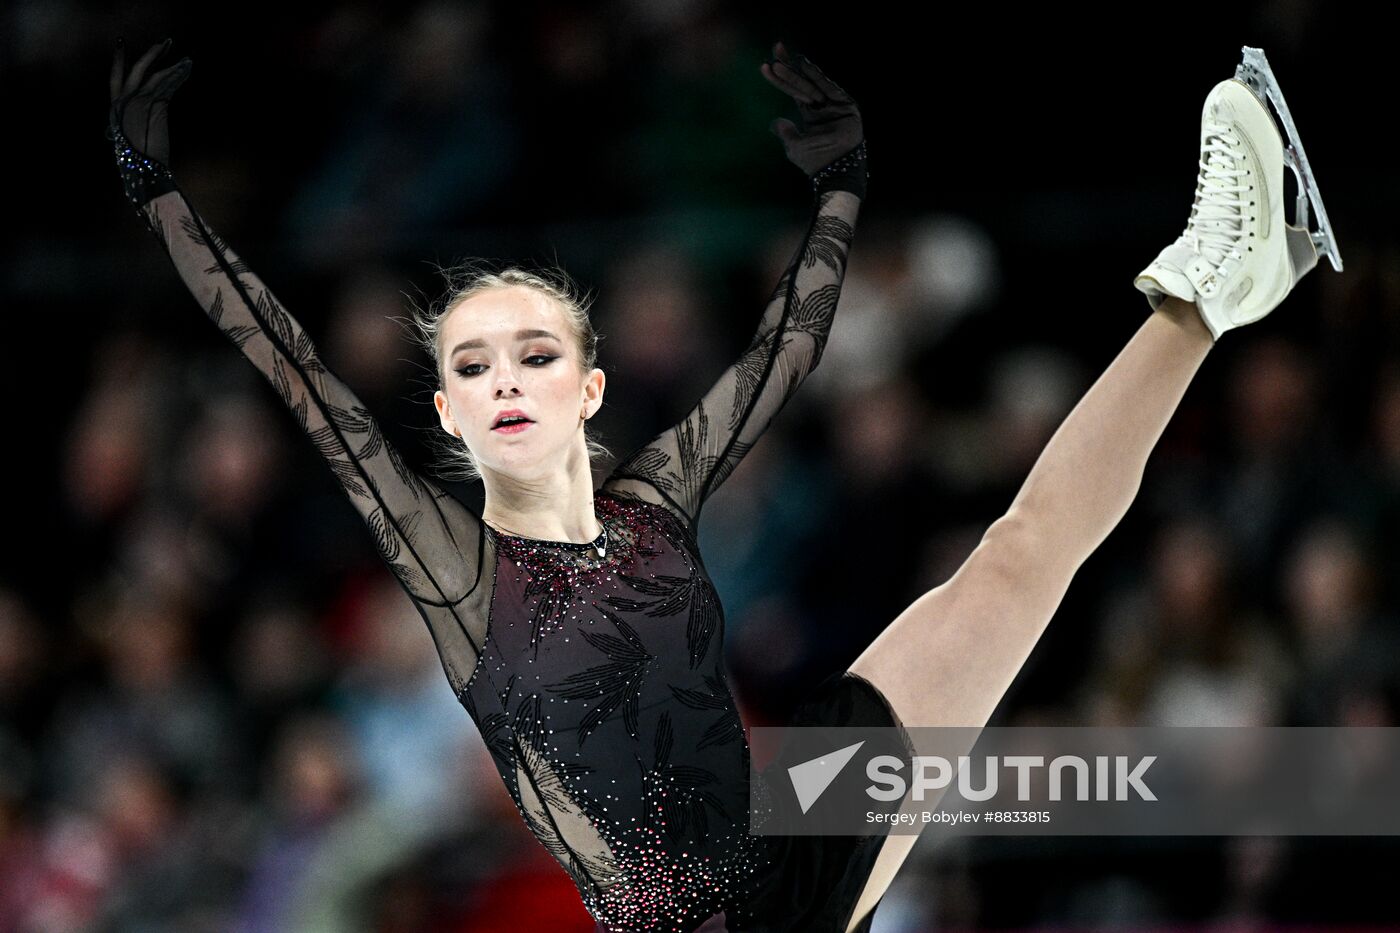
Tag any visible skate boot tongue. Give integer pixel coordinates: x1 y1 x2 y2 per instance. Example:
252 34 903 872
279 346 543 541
1190 118 1248 267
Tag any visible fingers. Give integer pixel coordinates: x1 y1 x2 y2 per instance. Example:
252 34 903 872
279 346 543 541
760 41 854 106
769 117 800 142
771 40 800 70
165 61 193 96
791 56 854 104
759 61 794 98
761 58 823 104
762 39 818 101
123 38 172 97
146 57 192 97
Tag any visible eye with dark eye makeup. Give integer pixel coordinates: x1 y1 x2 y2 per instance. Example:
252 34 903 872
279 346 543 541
454 354 557 378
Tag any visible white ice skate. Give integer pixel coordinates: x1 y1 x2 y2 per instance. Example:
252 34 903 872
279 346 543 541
1134 46 1343 341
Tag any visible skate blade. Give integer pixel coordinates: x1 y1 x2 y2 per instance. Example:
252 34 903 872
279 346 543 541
1234 46 1343 273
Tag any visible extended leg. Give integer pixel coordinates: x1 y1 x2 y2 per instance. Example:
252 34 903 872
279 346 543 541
841 296 1212 931
836 49 1340 928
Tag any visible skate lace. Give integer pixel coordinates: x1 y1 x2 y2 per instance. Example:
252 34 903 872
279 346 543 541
1187 121 1250 268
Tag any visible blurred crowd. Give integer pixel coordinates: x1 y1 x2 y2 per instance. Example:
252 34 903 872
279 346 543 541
3 0 1397 930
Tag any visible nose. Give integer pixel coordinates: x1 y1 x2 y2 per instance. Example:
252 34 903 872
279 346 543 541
493 375 523 399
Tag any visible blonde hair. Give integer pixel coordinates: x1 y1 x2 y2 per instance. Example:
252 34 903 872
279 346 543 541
405 259 610 482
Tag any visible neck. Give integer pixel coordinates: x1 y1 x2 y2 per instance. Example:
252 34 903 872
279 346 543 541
481 454 601 543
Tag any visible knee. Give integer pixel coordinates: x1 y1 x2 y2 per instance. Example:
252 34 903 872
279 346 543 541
979 509 1072 582
982 510 1037 559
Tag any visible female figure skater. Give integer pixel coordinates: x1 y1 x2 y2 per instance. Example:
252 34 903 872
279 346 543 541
109 36 1329 933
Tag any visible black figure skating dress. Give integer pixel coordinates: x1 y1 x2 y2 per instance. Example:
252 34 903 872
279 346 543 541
113 120 907 932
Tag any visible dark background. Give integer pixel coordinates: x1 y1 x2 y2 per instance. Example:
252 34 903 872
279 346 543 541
2 0 1397 929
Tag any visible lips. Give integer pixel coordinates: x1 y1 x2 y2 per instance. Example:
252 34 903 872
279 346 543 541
492 409 534 432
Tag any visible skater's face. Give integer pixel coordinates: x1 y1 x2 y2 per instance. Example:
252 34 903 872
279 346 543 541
433 285 604 481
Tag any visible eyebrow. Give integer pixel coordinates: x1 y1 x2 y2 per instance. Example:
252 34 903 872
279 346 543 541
449 329 563 355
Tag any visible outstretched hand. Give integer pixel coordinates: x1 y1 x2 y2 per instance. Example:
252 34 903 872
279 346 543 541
760 41 863 177
108 38 192 166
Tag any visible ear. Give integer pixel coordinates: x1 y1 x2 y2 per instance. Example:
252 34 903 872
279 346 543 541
433 389 460 437
582 367 606 419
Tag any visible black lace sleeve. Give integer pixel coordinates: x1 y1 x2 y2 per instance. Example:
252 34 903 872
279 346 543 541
114 142 491 695
601 184 859 528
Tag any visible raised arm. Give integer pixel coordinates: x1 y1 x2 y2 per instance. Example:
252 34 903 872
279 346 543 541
107 42 488 684
602 42 866 528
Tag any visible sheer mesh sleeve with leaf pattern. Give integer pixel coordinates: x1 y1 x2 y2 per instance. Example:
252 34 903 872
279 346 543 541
122 178 492 697
601 186 860 530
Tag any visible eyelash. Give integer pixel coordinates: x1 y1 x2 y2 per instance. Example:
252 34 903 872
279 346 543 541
454 354 557 377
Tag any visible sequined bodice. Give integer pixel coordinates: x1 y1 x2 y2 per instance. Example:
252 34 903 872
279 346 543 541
112 122 862 932
463 492 771 929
